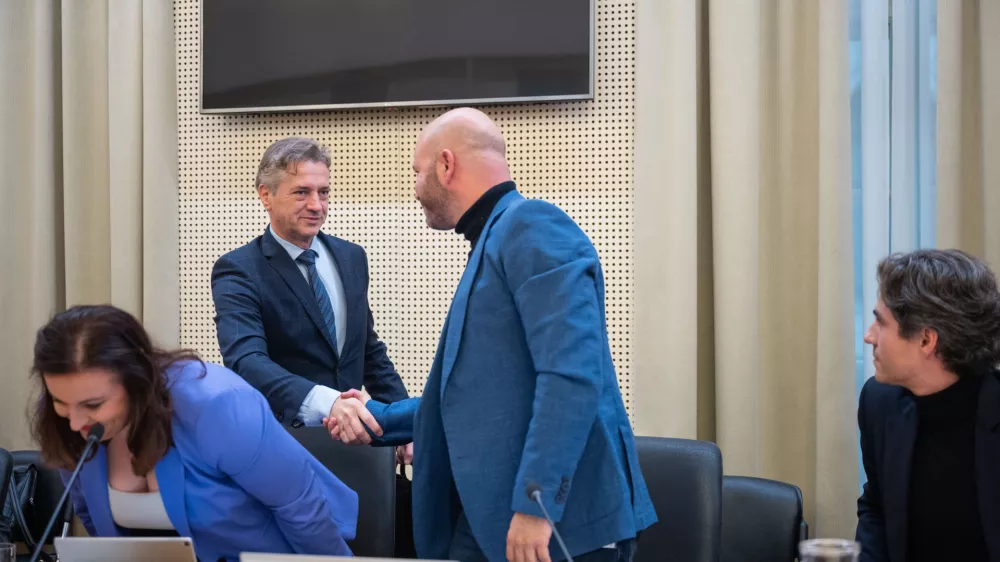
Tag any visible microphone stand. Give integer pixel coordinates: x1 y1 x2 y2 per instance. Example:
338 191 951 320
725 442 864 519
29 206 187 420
526 484 575 562
28 423 105 562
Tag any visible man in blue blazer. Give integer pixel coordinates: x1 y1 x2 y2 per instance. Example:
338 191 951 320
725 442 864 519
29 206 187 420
211 137 409 451
331 108 656 562
856 249 1000 562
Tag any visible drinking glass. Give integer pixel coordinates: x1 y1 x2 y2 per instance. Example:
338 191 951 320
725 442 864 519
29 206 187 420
798 538 861 562
0 542 15 562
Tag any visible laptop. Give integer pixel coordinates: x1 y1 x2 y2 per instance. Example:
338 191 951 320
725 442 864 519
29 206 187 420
240 552 456 562
54 537 197 562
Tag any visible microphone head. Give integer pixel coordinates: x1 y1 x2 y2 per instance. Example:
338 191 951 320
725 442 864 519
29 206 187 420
525 483 542 500
86 423 105 442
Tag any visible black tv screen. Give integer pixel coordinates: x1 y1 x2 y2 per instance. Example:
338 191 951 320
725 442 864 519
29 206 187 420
201 0 594 113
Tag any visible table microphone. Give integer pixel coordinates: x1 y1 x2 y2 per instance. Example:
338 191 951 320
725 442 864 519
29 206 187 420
29 423 105 562
526 484 575 562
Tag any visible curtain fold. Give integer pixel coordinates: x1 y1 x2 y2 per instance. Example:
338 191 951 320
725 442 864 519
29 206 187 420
636 0 858 538
62 0 113 306
937 0 1000 266
0 0 177 449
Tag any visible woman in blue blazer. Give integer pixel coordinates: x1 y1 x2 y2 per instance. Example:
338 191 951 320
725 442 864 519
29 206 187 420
29 305 358 562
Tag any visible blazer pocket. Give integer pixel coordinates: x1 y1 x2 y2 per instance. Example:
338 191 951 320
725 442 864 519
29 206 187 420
561 430 625 527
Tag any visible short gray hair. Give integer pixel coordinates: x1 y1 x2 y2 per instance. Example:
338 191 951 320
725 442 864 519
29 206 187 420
256 137 332 192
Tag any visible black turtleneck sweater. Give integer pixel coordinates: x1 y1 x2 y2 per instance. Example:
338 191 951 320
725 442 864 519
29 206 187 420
454 181 516 256
907 372 988 562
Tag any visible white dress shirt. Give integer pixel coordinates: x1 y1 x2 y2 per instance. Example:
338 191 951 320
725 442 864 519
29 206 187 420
270 226 347 426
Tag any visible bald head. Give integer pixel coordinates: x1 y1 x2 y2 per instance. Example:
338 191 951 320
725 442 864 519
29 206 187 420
411 107 513 230
418 107 507 159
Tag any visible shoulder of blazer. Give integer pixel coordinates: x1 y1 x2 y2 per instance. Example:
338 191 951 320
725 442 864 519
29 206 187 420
214 235 266 267
487 196 569 239
860 376 909 428
166 362 257 424
488 197 593 260
978 369 1000 431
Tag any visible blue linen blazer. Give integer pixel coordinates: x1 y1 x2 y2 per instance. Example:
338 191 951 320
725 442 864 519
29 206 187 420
365 191 657 561
62 361 359 562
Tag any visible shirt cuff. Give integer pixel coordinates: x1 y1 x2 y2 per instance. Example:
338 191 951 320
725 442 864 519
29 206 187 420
297 385 342 427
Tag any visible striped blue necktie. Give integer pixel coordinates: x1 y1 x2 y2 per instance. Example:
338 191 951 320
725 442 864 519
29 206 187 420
296 249 338 356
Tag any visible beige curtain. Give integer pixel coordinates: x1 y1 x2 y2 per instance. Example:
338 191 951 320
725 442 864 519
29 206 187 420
937 0 1000 265
0 0 177 450
635 0 858 539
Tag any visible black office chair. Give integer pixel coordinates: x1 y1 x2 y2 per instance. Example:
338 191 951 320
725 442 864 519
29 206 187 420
0 448 14 542
721 475 807 562
8 450 73 562
634 436 723 562
287 426 397 557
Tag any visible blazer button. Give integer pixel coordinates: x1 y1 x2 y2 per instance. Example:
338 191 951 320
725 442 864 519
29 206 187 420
275 410 284 422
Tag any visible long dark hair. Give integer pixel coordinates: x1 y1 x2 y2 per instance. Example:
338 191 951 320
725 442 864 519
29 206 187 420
31 305 202 473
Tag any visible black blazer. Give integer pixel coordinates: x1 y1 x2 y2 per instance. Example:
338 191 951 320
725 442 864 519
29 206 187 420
211 228 408 423
856 371 1000 561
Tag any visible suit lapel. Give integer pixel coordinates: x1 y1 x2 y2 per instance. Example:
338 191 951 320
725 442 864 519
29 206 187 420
976 371 1000 560
78 446 119 537
261 227 339 359
439 192 522 397
884 394 917 562
75 445 193 539
321 233 356 361
154 447 193 538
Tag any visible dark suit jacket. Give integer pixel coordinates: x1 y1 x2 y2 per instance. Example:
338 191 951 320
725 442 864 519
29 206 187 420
211 228 408 423
856 371 1000 562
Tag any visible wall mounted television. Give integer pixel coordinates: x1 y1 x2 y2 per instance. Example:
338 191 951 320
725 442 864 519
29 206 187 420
201 0 595 114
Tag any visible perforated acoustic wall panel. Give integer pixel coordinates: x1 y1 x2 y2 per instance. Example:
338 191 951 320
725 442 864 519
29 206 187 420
175 0 635 411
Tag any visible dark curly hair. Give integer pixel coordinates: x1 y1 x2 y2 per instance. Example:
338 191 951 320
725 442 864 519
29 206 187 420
31 305 203 473
877 249 1000 375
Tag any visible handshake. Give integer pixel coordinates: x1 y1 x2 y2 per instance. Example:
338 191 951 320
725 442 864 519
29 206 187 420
322 389 413 465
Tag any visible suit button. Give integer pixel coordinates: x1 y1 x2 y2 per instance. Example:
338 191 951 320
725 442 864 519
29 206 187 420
275 411 284 422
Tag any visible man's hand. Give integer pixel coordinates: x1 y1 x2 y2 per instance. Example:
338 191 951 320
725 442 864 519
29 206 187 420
396 442 414 466
321 389 381 445
506 512 552 562
355 387 372 404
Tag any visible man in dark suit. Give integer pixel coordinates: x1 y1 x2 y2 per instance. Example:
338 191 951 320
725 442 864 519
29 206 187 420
330 108 656 562
856 249 1000 562
211 137 410 456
